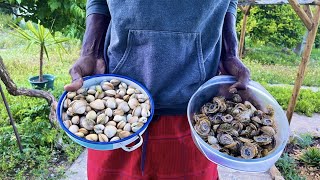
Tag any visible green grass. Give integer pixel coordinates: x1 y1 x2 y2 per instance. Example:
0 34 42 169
0 16 83 179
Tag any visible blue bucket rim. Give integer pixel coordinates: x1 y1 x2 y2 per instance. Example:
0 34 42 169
56 74 155 145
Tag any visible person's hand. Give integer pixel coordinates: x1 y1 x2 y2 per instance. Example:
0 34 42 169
219 56 250 93
64 55 106 92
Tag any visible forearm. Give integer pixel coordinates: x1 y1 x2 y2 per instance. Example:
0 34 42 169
81 14 110 58
221 12 238 59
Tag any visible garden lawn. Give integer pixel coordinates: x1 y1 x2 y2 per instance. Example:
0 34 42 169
0 26 84 179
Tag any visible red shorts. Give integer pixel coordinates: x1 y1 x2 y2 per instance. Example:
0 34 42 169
87 115 218 180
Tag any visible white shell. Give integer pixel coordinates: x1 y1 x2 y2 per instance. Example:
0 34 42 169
119 82 127 89
118 102 130 113
67 92 76 99
98 134 109 142
97 114 108 124
128 116 139 124
117 120 126 129
70 100 87 114
106 98 117 109
113 115 126 122
119 131 131 139
123 123 131 132
86 134 98 141
138 117 148 123
104 125 117 138
90 99 105 110
86 95 95 102
63 120 72 128
141 108 150 117
106 121 117 126
110 136 120 142
69 125 79 134
71 116 80 124
110 79 121 86
94 124 105 134
128 98 139 109
86 110 97 120
105 108 113 117
82 119 95 130
132 105 142 117
105 90 116 97
131 122 144 132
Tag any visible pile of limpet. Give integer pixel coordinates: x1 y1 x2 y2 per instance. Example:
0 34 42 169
193 94 276 159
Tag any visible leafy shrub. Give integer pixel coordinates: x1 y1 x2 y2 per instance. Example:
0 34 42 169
295 133 314 149
299 147 320 167
276 153 306 180
237 5 305 48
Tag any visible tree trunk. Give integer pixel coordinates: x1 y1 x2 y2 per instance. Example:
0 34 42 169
0 56 57 127
39 43 44 82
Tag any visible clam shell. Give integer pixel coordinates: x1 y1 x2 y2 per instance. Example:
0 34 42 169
119 82 127 89
69 125 79 134
113 115 126 122
82 118 95 130
141 108 150 118
132 105 142 117
105 90 116 97
90 99 105 110
101 82 114 91
70 100 87 114
123 123 131 132
208 136 218 145
110 79 121 86
86 110 97 120
86 95 95 103
117 120 126 129
119 131 131 139
79 128 89 135
128 98 139 109
97 113 108 124
113 109 124 116
123 95 130 101
105 108 113 117
75 132 84 137
98 134 109 142
138 117 148 123
62 112 70 121
137 94 147 103
63 120 72 128
110 136 120 142
74 94 85 100
94 124 105 134
67 92 76 99
140 103 150 111
118 102 130 112
86 134 98 141
106 121 117 126
106 98 117 109
85 106 92 112
116 88 126 97
131 122 144 132
63 98 71 109
71 116 80 125
104 125 117 138
128 116 138 124
126 88 135 95
77 88 87 95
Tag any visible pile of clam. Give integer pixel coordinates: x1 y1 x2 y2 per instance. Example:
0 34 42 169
193 94 277 159
62 79 151 142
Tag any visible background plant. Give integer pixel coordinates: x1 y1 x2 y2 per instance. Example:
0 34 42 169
276 153 306 180
9 21 69 82
299 147 320 167
295 133 314 149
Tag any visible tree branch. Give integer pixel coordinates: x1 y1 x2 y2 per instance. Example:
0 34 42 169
0 56 57 127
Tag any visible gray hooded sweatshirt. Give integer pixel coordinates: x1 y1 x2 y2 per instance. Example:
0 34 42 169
86 0 238 115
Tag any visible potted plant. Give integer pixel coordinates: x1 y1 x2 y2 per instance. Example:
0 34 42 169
9 21 69 90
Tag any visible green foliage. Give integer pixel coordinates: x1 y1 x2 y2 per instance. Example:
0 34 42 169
237 5 305 48
243 45 301 65
1 0 86 38
0 21 83 179
276 153 306 180
299 147 320 167
295 133 314 149
265 86 320 117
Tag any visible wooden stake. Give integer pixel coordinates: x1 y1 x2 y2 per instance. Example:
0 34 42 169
0 84 23 152
286 5 320 122
239 5 251 58
288 0 314 30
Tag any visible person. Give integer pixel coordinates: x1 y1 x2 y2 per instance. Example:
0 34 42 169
64 0 251 179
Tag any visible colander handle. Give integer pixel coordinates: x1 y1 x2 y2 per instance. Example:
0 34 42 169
120 135 143 152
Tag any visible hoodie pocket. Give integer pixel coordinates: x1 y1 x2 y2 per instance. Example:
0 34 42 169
112 30 206 108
